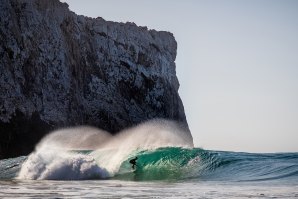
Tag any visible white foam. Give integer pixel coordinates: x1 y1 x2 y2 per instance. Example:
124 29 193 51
18 126 111 180
17 148 108 180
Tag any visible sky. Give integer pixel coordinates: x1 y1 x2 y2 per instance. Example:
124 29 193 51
62 0 298 153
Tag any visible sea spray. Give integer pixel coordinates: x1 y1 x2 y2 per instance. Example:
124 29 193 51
17 119 193 180
91 119 193 176
35 126 112 150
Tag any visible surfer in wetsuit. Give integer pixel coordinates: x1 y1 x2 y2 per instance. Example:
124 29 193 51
129 157 138 170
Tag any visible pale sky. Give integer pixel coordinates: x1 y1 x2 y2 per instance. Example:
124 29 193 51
62 0 298 153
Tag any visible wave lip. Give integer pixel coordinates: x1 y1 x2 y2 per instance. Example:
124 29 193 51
116 147 211 181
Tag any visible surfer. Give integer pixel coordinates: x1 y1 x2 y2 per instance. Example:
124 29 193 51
129 157 138 170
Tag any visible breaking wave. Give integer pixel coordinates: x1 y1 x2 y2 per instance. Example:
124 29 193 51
0 119 297 182
15 119 193 180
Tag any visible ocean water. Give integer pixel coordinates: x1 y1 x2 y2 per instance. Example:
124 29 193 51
0 121 298 198
1 148 298 198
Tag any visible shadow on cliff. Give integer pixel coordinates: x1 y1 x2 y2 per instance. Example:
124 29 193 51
0 111 53 159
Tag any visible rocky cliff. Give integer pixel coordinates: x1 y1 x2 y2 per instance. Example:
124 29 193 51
0 0 189 159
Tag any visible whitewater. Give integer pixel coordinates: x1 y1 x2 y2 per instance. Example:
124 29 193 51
1 119 298 198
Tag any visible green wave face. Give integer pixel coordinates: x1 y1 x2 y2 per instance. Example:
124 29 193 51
115 147 210 181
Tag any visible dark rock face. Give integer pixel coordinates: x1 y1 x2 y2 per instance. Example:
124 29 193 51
0 0 189 159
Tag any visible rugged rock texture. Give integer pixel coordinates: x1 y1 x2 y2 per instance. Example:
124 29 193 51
0 0 189 159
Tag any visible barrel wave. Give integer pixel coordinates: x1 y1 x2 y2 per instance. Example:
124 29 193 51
0 120 297 183
116 147 298 182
